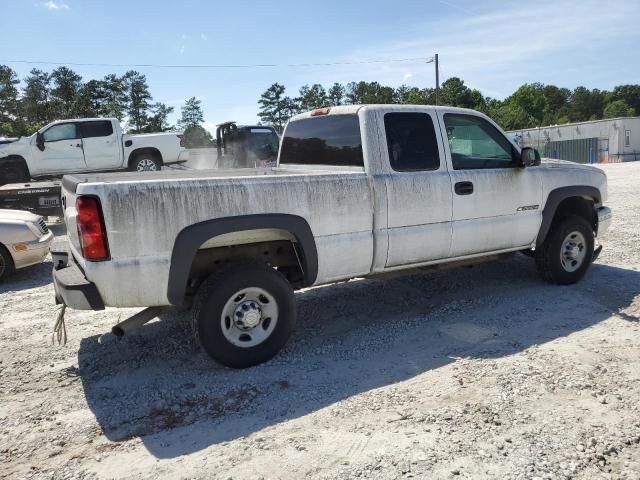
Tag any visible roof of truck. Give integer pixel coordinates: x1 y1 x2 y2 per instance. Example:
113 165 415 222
289 104 480 121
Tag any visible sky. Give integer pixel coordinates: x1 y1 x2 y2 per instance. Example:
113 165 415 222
1 0 639 132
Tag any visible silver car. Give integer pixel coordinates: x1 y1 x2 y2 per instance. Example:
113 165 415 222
0 209 54 281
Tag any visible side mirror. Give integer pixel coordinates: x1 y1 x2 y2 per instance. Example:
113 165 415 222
36 132 45 151
520 147 541 167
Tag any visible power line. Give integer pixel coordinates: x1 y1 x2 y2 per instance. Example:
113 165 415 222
0 56 434 70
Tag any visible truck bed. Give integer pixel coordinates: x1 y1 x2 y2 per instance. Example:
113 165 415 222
61 166 363 192
61 165 373 307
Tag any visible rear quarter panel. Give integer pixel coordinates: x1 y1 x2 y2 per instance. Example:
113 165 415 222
74 172 374 307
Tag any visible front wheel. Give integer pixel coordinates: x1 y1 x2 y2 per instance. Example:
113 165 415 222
0 245 15 282
192 261 296 368
0 162 30 185
535 215 594 285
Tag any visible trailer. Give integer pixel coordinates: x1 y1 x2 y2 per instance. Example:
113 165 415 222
0 181 62 218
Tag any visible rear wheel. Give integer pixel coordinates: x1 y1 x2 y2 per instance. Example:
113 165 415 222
130 154 161 172
535 215 594 285
0 244 15 282
192 261 296 368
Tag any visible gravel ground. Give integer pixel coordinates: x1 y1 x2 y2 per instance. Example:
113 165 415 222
1 162 639 480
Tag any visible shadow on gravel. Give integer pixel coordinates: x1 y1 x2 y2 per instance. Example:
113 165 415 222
77 256 640 458
0 260 53 293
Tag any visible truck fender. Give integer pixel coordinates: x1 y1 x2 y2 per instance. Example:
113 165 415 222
166 214 318 306
127 147 163 167
536 186 601 246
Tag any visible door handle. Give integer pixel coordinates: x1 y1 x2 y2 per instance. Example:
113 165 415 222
454 181 474 195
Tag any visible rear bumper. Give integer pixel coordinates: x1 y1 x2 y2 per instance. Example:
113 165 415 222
51 239 104 310
165 150 190 165
597 206 612 237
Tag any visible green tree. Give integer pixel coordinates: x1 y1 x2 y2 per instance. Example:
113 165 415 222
0 65 21 136
327 83 345 106
73 79 104 117
608 85 640 116
178 96 204 129
183 124 214 148
438 77 475 108
503 84 548 126
50 66 82 118
541 85 570 124
603 99 634 119
22 68 53 125
144 102 175 132
99 74 127 120
123 70 152 132
568 87 606 122
297 84 328 111
258 83 296 133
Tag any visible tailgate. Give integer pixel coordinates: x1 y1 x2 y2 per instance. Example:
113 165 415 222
60 177 82 256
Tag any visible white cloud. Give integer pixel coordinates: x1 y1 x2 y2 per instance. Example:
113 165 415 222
43 0 69 9
200 33 208 41
403 73 413 81
307 0 639 98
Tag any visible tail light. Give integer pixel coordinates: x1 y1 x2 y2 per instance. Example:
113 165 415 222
76 196 110 261
177 134 185 147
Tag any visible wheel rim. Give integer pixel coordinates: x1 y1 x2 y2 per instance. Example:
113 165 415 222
136 159 157 172
220 287 279 348
560 230 587 272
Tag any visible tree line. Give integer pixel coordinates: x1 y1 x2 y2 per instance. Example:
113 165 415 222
258 79 640 132
0 64 215 146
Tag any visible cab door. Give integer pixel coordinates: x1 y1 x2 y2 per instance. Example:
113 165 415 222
377 108 453 267
30 122 85 175
437 110 543 257
81 120 121 169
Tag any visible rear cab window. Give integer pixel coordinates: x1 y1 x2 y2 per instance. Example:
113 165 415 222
82 120 114 138
279 114 363 167
384 112 440 171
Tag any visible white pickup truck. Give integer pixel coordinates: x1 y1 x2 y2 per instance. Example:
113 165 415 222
0 118 189 184
51 105 612 368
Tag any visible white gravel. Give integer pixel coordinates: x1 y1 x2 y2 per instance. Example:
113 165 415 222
1 162 639 480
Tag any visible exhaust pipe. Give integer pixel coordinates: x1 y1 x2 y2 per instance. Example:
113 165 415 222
112 307 168 338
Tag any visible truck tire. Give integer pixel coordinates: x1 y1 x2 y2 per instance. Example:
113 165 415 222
535 215 594 285
192 260 296 368
0 244 15 282
0 161 30 185
130 153 161 172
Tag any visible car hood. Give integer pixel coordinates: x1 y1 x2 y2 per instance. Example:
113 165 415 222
0 209 40 223
0 136 29 156
540 158 605 175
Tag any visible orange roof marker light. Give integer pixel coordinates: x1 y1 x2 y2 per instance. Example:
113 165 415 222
310 107 331 116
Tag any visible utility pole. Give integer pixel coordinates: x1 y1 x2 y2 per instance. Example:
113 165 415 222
435 53 439 106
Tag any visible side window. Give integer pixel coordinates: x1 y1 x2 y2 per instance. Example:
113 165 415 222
443 114 516 170
42 123 78 142
384 113 440 171
82 121 113 138
280 115 363 166
625 130 631 147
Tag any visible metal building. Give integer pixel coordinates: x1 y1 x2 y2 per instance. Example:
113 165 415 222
508 116 640 164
